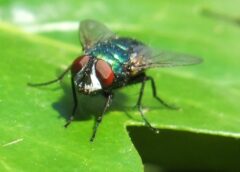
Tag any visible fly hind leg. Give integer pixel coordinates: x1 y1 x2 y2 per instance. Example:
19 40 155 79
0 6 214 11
146 76 179 110
136 76 159 133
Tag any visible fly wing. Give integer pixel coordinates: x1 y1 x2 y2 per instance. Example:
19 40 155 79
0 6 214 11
79 19 116 50
131 45 203 70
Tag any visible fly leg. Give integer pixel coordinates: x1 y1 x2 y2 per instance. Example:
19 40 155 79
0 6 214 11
90 92 113 142
137 77 159 133
146 76 179 110
27 66 78 127
28 66 71 86
64 76 78 127
65 58 95 127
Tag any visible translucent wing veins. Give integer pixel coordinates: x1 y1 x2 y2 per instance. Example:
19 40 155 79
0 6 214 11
130 45 203 70
79 19 116 50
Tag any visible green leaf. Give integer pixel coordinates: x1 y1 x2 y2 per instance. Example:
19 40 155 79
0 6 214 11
1 0 240 171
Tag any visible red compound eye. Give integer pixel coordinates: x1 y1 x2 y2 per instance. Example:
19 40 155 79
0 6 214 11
71 55 90 74
95 60 115 87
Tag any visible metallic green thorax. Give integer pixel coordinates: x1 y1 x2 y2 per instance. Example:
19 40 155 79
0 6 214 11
86 37 143 79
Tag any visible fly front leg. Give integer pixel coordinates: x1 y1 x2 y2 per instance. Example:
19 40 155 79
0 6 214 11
28 66 71 86
90 92 113 142
65 58 95 127
64 76 78 128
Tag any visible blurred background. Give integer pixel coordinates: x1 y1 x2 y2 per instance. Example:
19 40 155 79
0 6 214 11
1 0 240 171
1 0 240 78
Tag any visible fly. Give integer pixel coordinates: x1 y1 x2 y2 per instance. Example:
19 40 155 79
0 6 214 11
28 19 202 142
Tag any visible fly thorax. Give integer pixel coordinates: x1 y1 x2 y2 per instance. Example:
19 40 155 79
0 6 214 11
129 53 145 76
